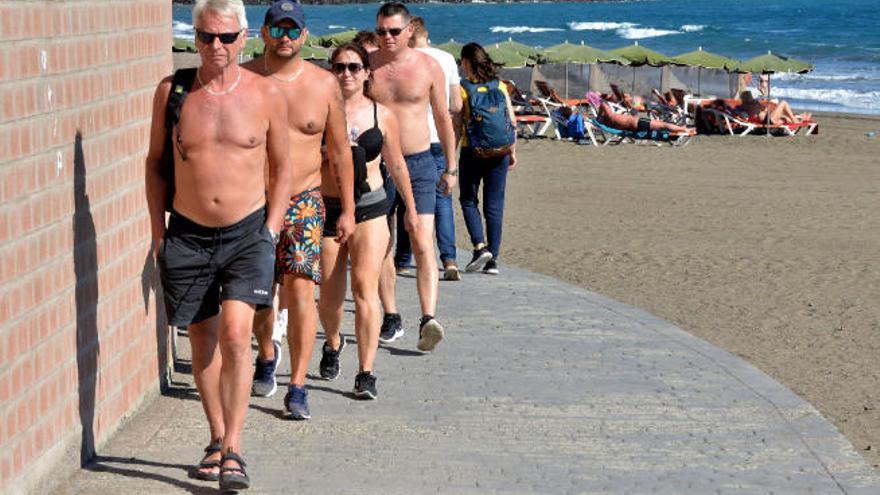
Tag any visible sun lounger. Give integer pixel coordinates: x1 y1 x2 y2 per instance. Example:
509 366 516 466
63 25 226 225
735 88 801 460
501 80 555 138
701 107 818 136
515 114 552 139
609 84 647 115
585 118 694 147
534 80 590 109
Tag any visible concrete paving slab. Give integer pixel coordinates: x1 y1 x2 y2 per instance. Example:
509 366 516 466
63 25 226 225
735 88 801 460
53 265 880 494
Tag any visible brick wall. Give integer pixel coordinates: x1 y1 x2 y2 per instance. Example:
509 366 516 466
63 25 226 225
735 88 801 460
0 1 172 493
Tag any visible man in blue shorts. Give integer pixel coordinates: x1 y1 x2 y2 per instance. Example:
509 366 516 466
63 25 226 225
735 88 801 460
370 3 458 352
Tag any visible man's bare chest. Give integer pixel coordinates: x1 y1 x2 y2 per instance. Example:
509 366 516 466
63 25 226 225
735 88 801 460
371 71 430 105
178 96 266 151
284 93 326 138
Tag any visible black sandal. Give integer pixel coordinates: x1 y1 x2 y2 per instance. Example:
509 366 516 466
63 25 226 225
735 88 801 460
190 439 223 481
219 450 250 491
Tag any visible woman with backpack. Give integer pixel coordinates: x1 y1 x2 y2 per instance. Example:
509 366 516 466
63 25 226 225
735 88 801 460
455 43 518 275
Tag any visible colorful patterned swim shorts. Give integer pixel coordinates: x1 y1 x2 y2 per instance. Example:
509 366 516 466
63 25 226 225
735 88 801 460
276 187 325 284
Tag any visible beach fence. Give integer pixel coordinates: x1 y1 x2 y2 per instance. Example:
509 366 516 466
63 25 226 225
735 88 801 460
502 64 740 102
0 1 173 493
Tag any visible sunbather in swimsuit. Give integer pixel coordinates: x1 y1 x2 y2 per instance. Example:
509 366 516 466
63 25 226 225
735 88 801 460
586 91 690 134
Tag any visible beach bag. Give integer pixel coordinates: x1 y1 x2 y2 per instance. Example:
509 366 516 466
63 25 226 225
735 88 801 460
461 78 515 158
160 68 197 211
566 112 585 140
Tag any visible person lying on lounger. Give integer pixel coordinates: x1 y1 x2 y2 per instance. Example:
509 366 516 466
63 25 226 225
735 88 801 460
737 90 811 125
586 91 690 134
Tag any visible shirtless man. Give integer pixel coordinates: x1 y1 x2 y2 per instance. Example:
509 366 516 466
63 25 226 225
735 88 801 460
242 0 354 420
370 3 458 352
145 0 290 489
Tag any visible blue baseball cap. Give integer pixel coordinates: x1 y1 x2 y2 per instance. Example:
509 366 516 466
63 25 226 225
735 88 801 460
264 0 306 28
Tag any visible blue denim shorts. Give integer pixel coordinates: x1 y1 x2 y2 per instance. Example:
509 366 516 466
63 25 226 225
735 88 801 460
404 149 437 214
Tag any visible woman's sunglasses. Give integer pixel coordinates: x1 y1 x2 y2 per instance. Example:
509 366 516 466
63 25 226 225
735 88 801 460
196 29 242 45
268 26 302 40
331 63 364 74
375 26 408 37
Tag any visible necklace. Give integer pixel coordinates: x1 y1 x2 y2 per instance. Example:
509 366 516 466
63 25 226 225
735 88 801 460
264 57 304 83
197 67 241 96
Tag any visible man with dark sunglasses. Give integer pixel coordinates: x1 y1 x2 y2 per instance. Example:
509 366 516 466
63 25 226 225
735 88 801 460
241 0 355 421
145 0 291 490
370 3 459 353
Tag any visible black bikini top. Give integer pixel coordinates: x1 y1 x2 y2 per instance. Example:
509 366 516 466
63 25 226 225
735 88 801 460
354 102 383 162
350 102 383 201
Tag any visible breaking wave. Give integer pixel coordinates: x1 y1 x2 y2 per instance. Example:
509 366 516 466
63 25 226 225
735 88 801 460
568 22 636 31
567 21 704 39
172 20 194 38
490 26 564 34
617 27 680 40
772 87 880 111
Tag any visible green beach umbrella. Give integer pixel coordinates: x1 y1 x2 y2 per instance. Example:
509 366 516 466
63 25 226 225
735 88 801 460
670 46 740 95
543 40 628 64
671 47 739 70
542 41 628 98
485 43 532 68
434 39 464 61
738 51 814 134
610 41 670 66
495 37 543 61
738 51 812 74
318 29 358 47
611 42 670 94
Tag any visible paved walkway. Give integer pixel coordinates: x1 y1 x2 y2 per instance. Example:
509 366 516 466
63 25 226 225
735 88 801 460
56 265 880 494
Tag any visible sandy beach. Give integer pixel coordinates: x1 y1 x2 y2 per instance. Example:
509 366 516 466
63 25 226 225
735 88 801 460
485 113 880 468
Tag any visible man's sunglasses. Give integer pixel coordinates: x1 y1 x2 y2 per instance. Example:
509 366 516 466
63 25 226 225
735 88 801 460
268 26 302 40
196 29 242 45
375 25 408 37
331 62 364 74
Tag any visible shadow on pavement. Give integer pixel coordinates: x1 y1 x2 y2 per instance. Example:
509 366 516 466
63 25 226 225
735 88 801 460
85 455 214 494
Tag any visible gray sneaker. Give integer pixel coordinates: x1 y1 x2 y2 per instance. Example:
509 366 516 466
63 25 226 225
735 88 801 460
284 385 310 420
465 248 492 272
379 313 404 344
252 340 282 397
417 316 444 352
353 371 378 400
483 259 500 275
319 338 346 380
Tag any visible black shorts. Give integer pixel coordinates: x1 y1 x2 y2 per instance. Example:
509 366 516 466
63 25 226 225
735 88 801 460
637 117 651 134
158 207 275 327
323 191 389 237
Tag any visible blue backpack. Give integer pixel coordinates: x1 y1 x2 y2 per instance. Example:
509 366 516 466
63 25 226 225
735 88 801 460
460 78 516 158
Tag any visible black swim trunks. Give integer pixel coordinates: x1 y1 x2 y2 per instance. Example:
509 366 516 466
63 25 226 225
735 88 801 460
637 117 651 134
157 207 275 327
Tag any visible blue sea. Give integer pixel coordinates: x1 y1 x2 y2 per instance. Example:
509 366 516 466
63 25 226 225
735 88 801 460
172 0 880 115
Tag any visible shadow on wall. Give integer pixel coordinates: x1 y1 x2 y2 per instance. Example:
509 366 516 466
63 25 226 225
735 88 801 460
142 236 171 389
73 131 99 466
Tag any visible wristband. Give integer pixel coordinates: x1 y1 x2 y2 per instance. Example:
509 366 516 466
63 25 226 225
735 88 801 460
268 229 280 246
443 169 459 177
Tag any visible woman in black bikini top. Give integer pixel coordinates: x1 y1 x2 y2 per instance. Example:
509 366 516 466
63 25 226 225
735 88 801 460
317 43 419 398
